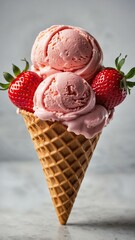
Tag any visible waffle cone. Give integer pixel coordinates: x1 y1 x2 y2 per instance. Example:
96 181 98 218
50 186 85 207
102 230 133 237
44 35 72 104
20 110 101 225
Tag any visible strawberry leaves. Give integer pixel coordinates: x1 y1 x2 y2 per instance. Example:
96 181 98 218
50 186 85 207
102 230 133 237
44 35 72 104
125 67 135 79
22 58 29 72
3 72 14 82
0 72 12 90
0 59 29 91
125 67 135 94
0 82 10 90
0 72 14 90
115 53 127 72
12 64 21 76
115 54 135 94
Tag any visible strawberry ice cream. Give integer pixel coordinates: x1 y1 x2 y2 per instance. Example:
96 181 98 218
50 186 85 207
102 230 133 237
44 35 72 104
33 72 111 139
31 25 103 82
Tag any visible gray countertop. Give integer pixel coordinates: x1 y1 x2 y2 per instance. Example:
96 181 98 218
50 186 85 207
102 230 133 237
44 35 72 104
0 159 135 240
0 0 135 239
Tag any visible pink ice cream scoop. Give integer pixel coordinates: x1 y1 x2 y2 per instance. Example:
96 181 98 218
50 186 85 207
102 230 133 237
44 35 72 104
33 72 111 139
31 25 103 82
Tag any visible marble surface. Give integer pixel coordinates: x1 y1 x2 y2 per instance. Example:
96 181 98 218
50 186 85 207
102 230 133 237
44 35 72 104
0 160 135 240
0 0 135 239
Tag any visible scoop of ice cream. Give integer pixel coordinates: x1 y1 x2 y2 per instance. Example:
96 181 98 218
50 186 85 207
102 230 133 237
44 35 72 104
43 72 94 114
31 25 103 82
47 28 92 71
33 72 95 119
33 72 111 139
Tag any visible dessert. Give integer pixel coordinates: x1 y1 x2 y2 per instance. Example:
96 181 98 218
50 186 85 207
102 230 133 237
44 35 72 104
33 72 110 139
1 25 135 225
31 25 103 82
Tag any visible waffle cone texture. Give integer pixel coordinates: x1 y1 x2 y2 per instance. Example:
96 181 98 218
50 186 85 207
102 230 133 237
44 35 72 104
20 110 101 225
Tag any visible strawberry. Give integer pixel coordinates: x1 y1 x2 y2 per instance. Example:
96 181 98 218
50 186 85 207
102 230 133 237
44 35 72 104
0 59 42 112
91 54 135 110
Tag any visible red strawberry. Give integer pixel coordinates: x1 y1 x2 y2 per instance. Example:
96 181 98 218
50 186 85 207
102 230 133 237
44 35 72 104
0 59 42 112
91 54 135 110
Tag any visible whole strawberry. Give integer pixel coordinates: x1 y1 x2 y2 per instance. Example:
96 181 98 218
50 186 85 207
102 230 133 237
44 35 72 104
91 54 135 110
0 59 42 112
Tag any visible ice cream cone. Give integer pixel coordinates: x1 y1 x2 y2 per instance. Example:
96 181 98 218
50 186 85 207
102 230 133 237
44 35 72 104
20 109 101 225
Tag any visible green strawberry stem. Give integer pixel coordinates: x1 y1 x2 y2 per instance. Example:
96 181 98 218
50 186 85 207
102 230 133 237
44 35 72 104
0 82 10 90
3 72 14 82
115 54 135 94
0 59 29 90
22 58 29 72
12 64 21 76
